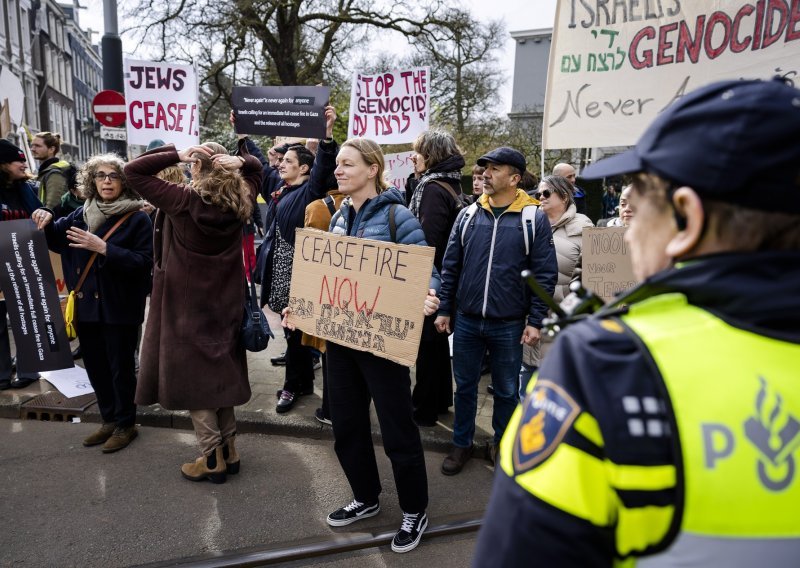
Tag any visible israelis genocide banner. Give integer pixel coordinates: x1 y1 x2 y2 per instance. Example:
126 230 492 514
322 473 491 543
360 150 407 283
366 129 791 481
543 0 800 149
231 86 330 139
286 228 435 367
0 221 73 373
124 59 200 148
347 67 430 144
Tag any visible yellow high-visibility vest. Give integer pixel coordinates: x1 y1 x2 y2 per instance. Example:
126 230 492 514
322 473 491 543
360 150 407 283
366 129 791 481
500 292 800 566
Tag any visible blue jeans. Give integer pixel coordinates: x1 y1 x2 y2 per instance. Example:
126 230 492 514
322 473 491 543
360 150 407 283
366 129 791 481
452 312 525 447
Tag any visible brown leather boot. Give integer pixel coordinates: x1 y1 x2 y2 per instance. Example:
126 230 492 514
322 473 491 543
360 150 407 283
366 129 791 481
181 446 227 484
441 444 474 476
101 426 138 453
222 437 240 474
83 423 116 447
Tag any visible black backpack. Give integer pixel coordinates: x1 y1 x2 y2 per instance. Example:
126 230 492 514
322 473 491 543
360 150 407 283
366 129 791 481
41 162 79 192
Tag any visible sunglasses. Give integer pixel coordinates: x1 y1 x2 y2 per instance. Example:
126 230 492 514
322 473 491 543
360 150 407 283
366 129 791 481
534 189 554 200
94 172 121 181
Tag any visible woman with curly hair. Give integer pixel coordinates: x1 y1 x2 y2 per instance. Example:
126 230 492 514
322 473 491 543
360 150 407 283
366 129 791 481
124 142 262 484
35 153 154 452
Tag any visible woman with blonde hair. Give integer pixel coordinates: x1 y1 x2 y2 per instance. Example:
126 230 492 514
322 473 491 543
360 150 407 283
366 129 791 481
284 137 440 553
36 152 153 452
124 141 262 484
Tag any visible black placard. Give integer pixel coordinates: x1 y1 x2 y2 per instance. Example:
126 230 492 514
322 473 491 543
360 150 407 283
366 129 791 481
0 220 73 373
232 85 331 138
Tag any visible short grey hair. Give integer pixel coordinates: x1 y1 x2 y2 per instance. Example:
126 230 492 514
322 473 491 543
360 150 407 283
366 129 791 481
412 130 462 170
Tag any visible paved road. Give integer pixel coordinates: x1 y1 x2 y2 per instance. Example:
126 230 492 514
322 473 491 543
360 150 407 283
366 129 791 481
0 419 494 567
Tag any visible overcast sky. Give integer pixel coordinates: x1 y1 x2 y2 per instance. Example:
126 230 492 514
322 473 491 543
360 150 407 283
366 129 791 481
77 0 558 113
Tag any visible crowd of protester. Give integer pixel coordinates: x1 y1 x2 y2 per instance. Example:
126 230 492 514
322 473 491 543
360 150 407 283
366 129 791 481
2 99 636 555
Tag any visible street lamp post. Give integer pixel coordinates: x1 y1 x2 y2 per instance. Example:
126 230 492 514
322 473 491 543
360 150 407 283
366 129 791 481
101 0 126 156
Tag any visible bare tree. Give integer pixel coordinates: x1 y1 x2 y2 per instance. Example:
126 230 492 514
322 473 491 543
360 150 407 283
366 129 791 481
405 8 505 141
124 0 450 123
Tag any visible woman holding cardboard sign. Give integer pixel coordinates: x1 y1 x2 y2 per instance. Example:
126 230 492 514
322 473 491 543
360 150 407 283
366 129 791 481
283 138 440 554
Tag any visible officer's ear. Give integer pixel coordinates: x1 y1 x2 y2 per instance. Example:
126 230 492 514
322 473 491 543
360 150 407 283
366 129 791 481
665 187 705 259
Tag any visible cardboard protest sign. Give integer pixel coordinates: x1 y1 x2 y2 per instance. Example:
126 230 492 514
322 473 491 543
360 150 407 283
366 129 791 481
50 251 67 296
124 59 200 147
581 227 637 303
348 67 430 144
543 0 800 149
287 228 435 367
231 86 331 139
384 151 415 191
0 220 73 373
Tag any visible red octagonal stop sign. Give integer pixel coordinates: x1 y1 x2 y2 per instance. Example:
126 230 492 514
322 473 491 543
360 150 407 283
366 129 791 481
92 90 127 127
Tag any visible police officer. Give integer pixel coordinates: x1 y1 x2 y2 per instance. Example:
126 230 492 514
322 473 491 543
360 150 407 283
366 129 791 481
473 77 800 566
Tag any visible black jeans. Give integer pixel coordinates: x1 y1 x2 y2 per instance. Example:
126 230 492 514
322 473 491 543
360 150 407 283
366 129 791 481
78 322 138 428
327 342 428 513
320 352 331 419
411 333 453 422
283 328 314 394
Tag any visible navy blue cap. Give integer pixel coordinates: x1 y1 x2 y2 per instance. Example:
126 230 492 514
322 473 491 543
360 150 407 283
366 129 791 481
477 146 526 174
582 77 800 214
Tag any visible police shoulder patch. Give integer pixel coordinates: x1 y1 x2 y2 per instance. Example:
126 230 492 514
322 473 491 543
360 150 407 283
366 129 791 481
513 379 581 475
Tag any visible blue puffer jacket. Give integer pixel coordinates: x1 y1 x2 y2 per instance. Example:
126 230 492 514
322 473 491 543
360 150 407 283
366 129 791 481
330 187 441 292
438 190 557 328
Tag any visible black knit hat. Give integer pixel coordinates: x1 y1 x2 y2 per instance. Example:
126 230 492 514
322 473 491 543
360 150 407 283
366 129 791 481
0 140 26 164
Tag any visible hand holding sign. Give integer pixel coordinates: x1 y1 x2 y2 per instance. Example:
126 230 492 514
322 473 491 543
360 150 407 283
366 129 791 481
31 209 53 230
324 105 337 139
423 289 439 316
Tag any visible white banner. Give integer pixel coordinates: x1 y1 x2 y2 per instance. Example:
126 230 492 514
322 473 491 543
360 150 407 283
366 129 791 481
347 67 430 144
543 0 800 149
384 151 415 191
124 59 200 148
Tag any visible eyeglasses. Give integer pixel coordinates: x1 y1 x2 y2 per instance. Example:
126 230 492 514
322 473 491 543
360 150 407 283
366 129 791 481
534 189 553 200
94 172 121 181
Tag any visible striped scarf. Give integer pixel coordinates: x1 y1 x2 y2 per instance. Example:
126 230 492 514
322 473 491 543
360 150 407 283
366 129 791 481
408 171 463 219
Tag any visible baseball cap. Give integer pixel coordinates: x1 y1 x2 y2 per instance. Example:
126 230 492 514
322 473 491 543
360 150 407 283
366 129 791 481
582 77 800 214
0 140 26 164
274 143 292 155
477 147 526 173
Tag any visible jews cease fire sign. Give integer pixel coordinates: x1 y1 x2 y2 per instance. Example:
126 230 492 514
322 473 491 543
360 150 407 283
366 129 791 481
123 58 200 147
286 228 435 367
543 0 800 149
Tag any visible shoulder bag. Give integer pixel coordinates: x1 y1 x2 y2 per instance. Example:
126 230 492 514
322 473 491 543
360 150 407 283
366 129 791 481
61 211 136 340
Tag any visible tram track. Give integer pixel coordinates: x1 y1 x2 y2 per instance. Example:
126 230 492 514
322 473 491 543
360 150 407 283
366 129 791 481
133 513 483 567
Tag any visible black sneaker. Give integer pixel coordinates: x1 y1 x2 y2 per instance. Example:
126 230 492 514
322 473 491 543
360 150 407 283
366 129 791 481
326 499 380 527
391 511 428 553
